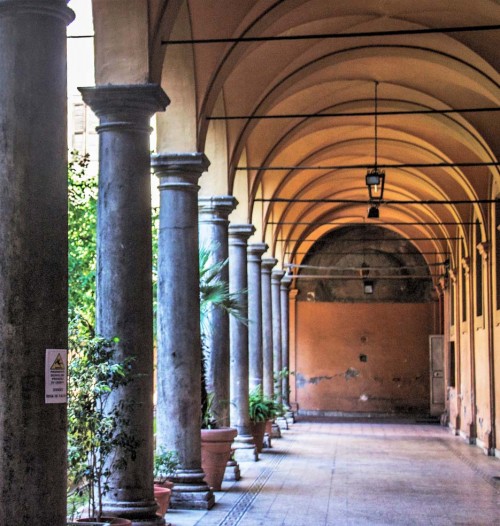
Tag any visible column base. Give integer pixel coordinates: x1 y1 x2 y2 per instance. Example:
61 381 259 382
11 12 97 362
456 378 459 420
277 416 289 430
263 432 272 449
102 500 165 526
285 410 295 424
232 434 258 462
169 470 215 510
271 422 282 438
224 458 241 481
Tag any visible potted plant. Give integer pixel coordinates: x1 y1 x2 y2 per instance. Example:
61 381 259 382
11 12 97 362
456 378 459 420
153 447 179 518
67 317 139 525
248 387 277 453
198 246 241 490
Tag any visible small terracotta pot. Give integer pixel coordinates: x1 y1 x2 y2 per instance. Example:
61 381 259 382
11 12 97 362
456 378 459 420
250 420 267 453
201 427 237 490
154 484 172 517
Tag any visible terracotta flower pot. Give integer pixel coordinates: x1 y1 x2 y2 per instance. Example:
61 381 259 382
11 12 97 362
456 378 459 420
200 427 237 491
250 420 266 453
154 484 172 518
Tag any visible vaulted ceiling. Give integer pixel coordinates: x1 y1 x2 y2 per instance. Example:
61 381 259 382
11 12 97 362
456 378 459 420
94 0 500 281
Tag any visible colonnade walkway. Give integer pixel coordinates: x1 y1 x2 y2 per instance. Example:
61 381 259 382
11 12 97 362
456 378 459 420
167 418 500 526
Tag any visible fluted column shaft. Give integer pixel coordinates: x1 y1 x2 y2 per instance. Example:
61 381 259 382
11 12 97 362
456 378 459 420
247 243 268 391
80 85 169 524
261 258 277 398
198 196 238 428
228 225 255 443
281 275 293 407
0 3 74 524
152 153 214 510
272 270 285 403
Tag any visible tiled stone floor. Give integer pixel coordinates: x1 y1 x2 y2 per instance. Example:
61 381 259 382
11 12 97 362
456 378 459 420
165 419 500 526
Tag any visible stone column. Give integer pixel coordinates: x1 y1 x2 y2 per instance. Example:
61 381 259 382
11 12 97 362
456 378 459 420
281 275 293 408
80 85 169 525
0 3 73 525
152 153 214 510
198 196 238 428
247 243 268 391
229 225 257 460
272 270 285 404
261 258 277 398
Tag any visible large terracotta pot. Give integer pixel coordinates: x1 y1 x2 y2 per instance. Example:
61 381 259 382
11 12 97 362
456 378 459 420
200 427 237 491
154 484 172 518
250 420 267 453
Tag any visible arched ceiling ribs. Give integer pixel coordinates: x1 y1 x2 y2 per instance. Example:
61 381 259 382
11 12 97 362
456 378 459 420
225 44 499 176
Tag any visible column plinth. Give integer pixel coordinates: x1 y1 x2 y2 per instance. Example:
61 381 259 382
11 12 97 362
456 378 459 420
0 3 73 525
80 84 169 525
247 243 268 391
199 196 238 428
152 153 214 510
229 225 257 461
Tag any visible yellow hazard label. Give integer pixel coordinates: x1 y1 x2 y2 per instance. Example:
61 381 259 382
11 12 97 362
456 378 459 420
50 353 65 371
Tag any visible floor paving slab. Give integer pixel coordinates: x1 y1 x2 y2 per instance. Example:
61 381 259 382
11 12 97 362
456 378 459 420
164 419 500 526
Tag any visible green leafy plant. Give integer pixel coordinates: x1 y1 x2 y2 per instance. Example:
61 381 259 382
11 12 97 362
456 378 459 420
68 151 97 323
153 447 179 485
248 387 278 423
67 317 140 521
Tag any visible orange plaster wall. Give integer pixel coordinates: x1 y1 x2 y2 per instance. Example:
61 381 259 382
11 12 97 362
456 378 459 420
294 302 434 414
474 326 491 445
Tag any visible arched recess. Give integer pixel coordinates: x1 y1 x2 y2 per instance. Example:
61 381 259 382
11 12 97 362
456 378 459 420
91 0 150 84
200 92 230 196
293 226 436 417
155 1 197 153
231 149 250 223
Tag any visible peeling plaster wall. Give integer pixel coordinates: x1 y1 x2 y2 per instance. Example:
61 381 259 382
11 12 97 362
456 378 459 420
295 302 433 415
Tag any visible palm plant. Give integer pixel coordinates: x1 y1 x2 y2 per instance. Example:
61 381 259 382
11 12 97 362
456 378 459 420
199 244 246 428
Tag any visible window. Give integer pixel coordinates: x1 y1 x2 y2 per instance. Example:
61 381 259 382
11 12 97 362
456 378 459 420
461 242 467 323
448 341 456 388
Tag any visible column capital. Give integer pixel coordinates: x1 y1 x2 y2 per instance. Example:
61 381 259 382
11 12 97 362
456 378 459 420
261 258 278 274
477 241 490 260
248 242 268 260
272 268 285 283
289 288 299 300
281 274 293 290
153 153 210 191
461 257 470 275
152 152 210 174
229 224 256 247
0 1 75 23
79 84 170 128
199 196 238 222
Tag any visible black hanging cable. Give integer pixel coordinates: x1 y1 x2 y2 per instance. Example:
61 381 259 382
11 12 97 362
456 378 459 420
267 221 475 226
238 161 499 171
207 106 500 120
374 81 379 172
255 198 499 204
162 24 500 45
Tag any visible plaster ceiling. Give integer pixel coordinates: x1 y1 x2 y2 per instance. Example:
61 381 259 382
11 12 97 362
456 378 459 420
151 0 500 277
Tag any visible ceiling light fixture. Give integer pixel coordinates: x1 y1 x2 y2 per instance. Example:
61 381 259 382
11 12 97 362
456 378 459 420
366 81 385 217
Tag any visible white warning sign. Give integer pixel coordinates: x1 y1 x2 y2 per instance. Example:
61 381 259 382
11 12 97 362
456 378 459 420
45 349 68 404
